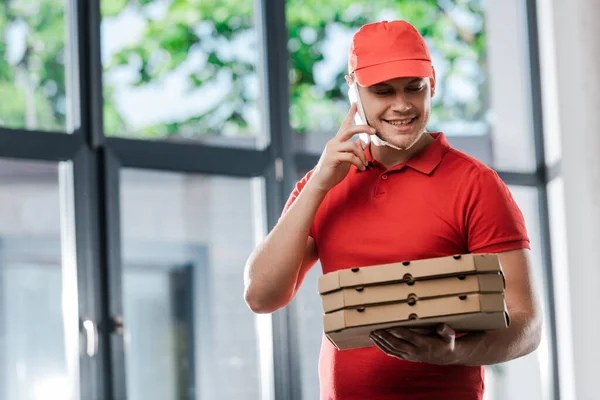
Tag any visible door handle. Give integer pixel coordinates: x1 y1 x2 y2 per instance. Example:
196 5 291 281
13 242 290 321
82 319 98 357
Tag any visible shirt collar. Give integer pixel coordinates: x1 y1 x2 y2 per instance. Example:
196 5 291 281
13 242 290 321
363 132 450 175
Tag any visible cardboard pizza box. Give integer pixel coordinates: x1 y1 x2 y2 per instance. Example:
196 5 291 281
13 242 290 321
321 272 505 313
324 293 509 350
318 253 502 295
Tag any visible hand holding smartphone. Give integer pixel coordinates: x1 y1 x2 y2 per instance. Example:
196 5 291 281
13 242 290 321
348 82 369 126
347 82 402 150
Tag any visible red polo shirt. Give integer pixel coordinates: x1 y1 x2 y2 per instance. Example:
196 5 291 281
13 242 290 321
283 132 530 400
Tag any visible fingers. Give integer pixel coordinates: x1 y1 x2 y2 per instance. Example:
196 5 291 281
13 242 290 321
370 331 414 360
337 152 367 171
370 330 416 350
336 103 376 141
370 326 457 365
335 141 368 168
370 334 408 359
378 328 421 348
335 124 376 142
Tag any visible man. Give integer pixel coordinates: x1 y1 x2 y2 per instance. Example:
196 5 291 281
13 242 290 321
244 20 542 400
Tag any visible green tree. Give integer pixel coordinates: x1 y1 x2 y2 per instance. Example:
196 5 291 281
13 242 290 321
1 0 486 138
102 0 485 138
286 0 487 134
0 1 67 131
102 0 256 138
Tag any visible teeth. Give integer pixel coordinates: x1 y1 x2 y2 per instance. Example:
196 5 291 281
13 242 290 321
387 118 414 126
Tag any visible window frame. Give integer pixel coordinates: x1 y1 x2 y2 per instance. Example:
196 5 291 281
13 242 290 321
0 0 560 399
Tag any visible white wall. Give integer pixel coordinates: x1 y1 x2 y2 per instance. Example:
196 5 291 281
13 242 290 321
540 0 600 399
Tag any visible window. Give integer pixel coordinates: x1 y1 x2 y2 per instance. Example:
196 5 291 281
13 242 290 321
0 1 69 132
0 158 78 400
101 0 262 147
287 1 489 153
547 177 575 400
0 1 560 399
120 169 265 399
287 0 539 172
292 263 322 400
483 186 550 400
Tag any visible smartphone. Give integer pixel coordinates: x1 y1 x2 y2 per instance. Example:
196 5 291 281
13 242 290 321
348 81 368 126
348 81 372 147
348 82 400 149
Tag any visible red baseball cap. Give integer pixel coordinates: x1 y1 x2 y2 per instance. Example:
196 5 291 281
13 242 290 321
348 20 433 86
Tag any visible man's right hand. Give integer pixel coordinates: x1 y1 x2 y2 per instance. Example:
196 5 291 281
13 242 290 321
309 103 375 193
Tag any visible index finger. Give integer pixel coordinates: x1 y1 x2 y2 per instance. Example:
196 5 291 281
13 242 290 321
334 124 374 144
336 104 374 141
339 102 358 131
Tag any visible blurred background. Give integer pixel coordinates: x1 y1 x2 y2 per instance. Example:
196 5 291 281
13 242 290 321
0 0 597 399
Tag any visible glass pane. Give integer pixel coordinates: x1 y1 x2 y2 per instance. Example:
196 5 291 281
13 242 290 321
483 186 551 400
101 1 262 147
0 1 69 132
0 158 78 400
485 0 536 171
547 177 576 400
120 170 263 400
293 263 323 400
536 0 561 167
287 1 537 172
287 1 490 153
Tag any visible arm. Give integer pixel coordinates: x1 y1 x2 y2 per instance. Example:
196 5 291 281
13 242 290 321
370 248 543 365
243 186 323 314
451 248 542 365
451 169 542 364
244 103 374 314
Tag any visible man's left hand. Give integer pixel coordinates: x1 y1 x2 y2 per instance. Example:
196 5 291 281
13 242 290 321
369 324 457 365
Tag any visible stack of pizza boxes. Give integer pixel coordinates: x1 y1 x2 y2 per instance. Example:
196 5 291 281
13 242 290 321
318 253 509 350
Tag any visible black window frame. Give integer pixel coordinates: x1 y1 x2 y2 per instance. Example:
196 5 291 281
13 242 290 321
0 0 560 399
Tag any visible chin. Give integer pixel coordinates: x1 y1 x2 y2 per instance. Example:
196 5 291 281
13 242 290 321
380 132 422 150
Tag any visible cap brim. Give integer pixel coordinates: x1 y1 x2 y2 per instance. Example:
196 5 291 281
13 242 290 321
354 59 432 86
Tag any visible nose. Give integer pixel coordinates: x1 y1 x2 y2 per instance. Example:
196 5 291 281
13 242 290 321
390 93 412 113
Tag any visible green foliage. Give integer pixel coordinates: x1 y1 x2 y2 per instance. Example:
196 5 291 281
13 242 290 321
102 0 255 137
101 0 128 17
0 0 486 138
285 0 486 133
0 81 58 128
0 0 66 131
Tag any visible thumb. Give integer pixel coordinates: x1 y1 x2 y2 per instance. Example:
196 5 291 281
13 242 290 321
436 324 455 343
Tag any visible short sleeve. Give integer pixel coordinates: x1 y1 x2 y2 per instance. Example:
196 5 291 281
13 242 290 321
280 170 316 238
466 168 530 253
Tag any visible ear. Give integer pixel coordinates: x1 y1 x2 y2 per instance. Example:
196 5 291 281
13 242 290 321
345 74 354 86
429 67 437 98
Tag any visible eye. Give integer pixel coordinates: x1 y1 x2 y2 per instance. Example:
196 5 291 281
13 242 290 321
406 85 425 93
373 89 392 96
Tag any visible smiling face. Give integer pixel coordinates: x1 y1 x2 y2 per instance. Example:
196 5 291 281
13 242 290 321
356 75 435 150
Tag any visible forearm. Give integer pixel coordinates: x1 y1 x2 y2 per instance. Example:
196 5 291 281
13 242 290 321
244 179 326 312
451 311 542 366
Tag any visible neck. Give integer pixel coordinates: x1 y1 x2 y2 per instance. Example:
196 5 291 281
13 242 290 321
370 132 434 169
